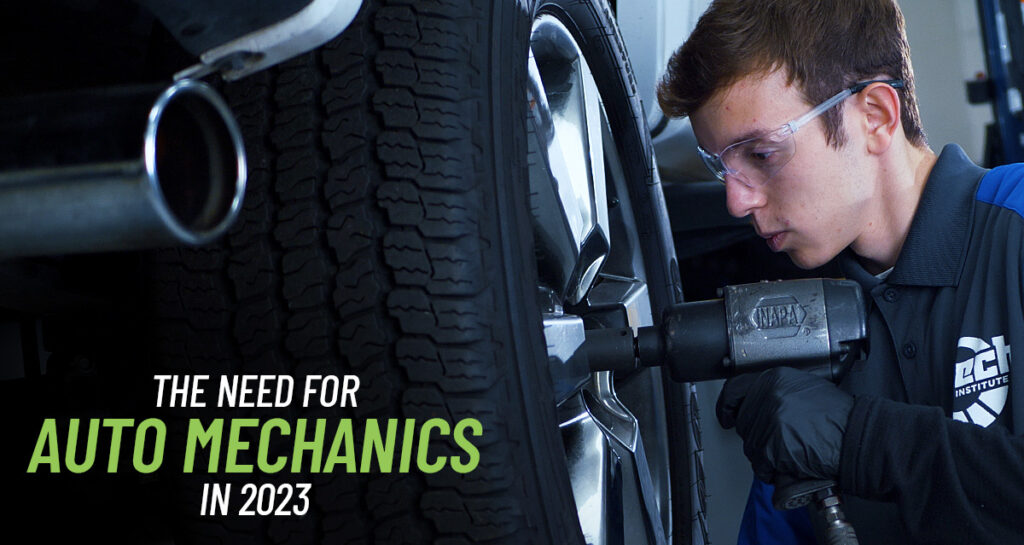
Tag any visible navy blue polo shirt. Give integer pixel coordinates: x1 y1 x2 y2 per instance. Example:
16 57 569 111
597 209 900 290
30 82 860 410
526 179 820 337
738 144 1024 544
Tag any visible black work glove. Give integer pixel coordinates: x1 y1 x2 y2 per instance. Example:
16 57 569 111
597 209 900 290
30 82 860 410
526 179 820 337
716 367 854 484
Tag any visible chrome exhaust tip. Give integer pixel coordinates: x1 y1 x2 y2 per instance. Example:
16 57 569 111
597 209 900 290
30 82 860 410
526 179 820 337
144 79 247 246
0 79 247 258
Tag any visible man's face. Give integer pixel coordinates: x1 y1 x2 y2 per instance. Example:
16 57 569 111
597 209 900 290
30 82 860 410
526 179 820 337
690 70 873 269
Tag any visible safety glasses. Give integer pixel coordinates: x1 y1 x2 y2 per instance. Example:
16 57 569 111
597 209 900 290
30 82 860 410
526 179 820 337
696 79 904 188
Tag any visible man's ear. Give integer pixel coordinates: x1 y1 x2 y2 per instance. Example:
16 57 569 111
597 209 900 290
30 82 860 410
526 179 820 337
857 82 902 154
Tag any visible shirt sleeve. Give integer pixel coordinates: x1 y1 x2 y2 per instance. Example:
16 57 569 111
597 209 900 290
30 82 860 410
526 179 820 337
737 478 815 545
840 395 1024 544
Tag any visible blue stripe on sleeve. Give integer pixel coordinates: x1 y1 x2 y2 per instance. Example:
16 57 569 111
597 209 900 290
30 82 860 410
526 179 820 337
738 479 816 545
977 163 1024 219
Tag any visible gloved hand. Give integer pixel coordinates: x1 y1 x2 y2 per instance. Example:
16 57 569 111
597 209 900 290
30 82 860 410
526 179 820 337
716 367 854 484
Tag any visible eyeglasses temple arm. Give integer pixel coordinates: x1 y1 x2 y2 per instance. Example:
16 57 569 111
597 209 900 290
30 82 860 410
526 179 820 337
784 80 904 134
785 89 853 134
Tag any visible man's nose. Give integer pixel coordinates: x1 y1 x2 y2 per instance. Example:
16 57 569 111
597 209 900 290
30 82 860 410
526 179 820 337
724 176 767 218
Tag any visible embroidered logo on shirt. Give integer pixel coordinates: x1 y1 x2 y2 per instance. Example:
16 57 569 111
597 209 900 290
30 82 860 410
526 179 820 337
952 335 1011 427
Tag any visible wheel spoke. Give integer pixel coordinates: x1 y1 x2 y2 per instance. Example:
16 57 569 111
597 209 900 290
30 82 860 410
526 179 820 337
560 393 623 545
528 16 610 305
583 372 666 545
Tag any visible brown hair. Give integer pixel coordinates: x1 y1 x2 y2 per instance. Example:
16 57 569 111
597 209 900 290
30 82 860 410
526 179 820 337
656 0 927 148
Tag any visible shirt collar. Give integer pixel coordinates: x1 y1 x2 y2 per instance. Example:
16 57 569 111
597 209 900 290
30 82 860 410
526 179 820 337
853 144 986 287
839 248 883 290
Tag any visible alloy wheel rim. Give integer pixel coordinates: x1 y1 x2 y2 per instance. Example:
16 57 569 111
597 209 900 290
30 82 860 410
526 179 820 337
527 13 670 545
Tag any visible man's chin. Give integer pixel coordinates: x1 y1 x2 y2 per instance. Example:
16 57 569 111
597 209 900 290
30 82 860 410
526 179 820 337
785 249 830 270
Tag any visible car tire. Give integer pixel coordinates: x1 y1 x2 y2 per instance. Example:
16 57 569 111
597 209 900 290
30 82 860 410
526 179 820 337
150 0 700 543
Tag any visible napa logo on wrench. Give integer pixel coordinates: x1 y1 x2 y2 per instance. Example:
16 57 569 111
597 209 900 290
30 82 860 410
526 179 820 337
752 298 805 329
749 296 806 339
952 335 1011 428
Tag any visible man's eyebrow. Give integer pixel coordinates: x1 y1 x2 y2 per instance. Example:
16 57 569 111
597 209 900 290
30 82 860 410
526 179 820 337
698 123 775 155
725 127 772 148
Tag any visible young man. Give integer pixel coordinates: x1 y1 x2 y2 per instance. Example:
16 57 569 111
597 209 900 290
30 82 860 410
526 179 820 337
657 1 1024 543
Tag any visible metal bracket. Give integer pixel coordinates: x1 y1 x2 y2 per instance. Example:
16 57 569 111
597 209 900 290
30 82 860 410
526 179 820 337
174 0 363 81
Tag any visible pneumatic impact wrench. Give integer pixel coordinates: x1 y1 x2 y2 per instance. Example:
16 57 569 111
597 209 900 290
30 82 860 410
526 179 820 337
586 278 868 545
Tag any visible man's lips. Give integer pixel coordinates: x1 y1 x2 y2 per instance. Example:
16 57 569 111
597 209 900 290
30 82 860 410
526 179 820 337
758 230 787 252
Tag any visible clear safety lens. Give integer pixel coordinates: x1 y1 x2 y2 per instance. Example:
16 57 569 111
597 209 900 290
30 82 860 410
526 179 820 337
697 145 728 181
719 127 797 187
697 126 797 188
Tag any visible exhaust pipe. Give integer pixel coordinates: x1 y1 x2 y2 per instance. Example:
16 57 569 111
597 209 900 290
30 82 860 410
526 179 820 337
0 79 246 258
